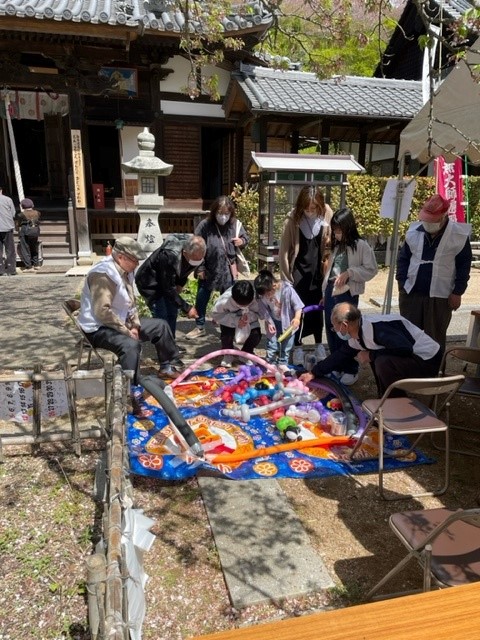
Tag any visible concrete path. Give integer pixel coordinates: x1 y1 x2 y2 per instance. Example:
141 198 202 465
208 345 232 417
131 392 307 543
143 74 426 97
198 478 334 608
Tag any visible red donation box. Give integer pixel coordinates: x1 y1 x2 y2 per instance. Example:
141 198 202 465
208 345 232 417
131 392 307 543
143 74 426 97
92 183 105 209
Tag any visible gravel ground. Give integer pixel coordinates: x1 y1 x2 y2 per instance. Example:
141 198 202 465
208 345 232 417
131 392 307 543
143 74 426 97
1 267 480 640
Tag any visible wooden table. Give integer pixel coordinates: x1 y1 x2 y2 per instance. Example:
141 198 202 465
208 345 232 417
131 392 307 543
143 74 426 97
192 583 480 640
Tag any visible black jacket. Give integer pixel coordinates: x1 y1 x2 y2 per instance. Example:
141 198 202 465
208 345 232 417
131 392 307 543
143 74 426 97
135 236 195 313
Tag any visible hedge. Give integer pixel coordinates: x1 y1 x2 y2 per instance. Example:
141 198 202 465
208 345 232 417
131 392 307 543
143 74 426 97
231 176 480 269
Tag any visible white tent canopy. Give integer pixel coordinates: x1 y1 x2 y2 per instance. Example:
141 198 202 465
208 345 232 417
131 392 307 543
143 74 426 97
384 53 480 311
399 59 480 165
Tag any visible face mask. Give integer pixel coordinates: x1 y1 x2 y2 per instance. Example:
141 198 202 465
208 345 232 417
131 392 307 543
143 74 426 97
216 214 230 226
188 258 203 267
304 209 317 219
422 221 443 233
336 330 351 341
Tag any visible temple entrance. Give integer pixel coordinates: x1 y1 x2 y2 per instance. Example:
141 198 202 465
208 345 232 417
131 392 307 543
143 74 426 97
87 125 122 200
0 109 69 202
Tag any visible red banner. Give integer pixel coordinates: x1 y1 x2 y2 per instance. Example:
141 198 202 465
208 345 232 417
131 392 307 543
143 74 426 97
435 156 465 222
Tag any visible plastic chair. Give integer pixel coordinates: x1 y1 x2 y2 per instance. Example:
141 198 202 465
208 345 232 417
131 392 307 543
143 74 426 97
432 346 480 457
62 299 106 369
349 375 465 499
366 507 480 601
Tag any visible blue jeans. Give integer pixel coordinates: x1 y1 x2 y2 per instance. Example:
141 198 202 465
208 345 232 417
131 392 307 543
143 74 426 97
194 280 213 327
266 319 295 364
150 297 178 337
324 281 359 374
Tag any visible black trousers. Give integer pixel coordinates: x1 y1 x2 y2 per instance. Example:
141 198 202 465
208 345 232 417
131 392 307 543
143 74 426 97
399 290 452 356
0 230 16 275
86 317 179 384
19 231 40 268
220 325 262 354
372 351 443 397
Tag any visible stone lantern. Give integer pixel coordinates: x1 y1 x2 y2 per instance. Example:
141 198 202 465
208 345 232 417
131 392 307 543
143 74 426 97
121 127 173 254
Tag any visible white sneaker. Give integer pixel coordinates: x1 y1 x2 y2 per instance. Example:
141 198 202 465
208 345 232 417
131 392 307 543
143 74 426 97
185 326 206 340
340 372 359 386
220 356 233 368
278 364 291 374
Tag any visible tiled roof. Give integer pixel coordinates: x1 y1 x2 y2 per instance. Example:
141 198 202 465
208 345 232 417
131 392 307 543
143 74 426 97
231 65 423 120
0 0 272 33
431 0 472 20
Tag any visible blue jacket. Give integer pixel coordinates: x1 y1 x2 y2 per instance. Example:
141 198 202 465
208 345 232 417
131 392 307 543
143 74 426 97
311 314 440 377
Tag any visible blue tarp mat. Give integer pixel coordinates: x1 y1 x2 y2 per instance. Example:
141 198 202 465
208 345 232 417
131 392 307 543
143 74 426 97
127 368 434 481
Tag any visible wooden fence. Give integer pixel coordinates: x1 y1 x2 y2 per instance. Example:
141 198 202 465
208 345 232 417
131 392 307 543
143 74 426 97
0 363 155 639
86 366 154 640
0 360 112 461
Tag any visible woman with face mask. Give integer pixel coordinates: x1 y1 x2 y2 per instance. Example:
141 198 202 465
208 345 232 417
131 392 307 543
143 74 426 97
321 207 378 385
396 193 472 355
185 195 249 340
279 185 333 348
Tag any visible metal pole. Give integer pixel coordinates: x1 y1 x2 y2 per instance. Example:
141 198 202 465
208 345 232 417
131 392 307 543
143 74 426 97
383 155 406 314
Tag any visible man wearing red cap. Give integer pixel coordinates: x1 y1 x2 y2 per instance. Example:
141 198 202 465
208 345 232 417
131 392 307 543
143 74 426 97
396 193 472 353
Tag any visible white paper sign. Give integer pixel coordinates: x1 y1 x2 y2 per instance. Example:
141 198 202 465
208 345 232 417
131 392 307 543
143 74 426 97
0 379 69 423
380 178 417 221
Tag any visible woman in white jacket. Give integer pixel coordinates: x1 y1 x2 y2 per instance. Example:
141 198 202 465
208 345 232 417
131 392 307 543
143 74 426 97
321 207 378 384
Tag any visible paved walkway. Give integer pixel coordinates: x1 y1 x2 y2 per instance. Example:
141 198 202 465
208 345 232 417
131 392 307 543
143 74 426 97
2 267 478 368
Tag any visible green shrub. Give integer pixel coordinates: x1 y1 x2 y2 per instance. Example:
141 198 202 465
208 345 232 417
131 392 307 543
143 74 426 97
230 182 259 267
137 276 219 318
344 174 480 242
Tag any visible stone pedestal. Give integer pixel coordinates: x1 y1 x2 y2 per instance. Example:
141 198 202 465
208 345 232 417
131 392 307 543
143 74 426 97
136 194 164 251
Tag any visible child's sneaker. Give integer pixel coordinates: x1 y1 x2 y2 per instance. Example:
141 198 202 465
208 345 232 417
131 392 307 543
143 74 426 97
278 363 291 374
185 326 206 340
220 355 233 368
340 372 359 386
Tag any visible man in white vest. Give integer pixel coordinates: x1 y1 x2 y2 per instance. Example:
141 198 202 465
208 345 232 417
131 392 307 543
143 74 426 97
396 194 472 354
78 236 184 402
300 302 442 397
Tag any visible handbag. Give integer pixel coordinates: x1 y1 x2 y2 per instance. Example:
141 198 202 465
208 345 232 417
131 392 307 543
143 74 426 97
216 223 238 280
234 220 251 276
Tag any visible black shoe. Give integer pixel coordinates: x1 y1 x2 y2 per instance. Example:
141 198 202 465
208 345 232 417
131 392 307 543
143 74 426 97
158 365 182 380
131 397 154 419
171 358 185 370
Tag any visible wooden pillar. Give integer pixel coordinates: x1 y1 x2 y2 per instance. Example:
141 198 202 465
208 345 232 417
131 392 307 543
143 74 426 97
150 68 165 197
291 130 299 154
320 121 331 154
68 87 93 265
253 117 268 152
235 127 244 184
358 128 367 168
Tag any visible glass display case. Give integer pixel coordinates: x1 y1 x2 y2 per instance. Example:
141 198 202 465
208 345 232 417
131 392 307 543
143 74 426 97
249 153 365 269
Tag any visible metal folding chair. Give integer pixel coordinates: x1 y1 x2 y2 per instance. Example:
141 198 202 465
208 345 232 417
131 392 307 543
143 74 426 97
349 375 464 499
432 346 480 457
62 299 106 369
366 507 480 601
